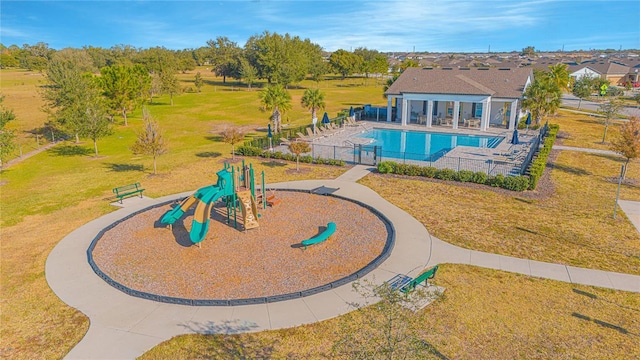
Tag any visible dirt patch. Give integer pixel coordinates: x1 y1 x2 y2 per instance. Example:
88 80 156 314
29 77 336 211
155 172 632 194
91 191 389 300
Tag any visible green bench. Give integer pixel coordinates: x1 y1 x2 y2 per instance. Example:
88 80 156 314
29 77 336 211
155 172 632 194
391 265 438 293
112 183 145 203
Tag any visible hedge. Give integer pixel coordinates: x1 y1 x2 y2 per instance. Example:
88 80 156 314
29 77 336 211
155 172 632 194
528 124 559 190
376 160 530 192
235 145 346 167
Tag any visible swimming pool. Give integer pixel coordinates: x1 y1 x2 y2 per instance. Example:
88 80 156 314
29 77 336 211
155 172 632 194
356 128 503 161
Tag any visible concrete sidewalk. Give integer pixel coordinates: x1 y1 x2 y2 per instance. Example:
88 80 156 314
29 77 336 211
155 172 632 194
46 165 640 359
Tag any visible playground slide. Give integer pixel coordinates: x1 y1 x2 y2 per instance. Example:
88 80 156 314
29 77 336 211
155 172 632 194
189 186 226 244
302 222 337 247
160 195 198 225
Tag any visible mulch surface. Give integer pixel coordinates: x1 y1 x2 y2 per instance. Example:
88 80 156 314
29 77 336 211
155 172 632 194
92 191 389 300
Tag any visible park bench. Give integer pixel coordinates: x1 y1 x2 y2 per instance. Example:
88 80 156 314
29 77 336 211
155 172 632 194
112 183 145 203
387 265 439 293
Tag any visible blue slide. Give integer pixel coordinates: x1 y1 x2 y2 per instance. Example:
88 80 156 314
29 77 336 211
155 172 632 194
159 168 235 244
189 187 226 244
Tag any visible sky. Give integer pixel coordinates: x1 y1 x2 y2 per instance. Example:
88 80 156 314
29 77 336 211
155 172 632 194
1 0 639 53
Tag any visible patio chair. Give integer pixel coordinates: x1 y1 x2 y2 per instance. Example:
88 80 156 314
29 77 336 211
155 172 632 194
296 131 313 142
305 127 322 140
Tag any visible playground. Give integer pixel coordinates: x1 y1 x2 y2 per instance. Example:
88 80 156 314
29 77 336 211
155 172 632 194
90 164 391 301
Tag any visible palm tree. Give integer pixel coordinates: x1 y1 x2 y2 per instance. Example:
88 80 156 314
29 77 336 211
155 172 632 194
259 84 291 134
522 77 562 125
547 63 570 92
300 88 325 132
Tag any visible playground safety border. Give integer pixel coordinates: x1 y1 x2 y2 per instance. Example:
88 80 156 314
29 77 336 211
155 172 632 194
86 189 396 306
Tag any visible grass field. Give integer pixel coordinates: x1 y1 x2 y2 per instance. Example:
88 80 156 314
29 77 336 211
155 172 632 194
141 265 640 359
1 68 639 359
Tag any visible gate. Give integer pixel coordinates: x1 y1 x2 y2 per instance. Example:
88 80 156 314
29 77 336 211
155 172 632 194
354 145 381 166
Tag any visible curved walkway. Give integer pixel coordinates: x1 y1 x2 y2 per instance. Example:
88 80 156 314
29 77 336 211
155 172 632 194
46 165 640 359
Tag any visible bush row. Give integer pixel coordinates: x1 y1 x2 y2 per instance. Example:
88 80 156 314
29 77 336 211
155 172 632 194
377 161 531 192
236 145 346 167
528 124 559 190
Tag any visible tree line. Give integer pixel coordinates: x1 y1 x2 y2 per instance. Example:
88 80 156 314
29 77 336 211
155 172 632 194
0 32 389 87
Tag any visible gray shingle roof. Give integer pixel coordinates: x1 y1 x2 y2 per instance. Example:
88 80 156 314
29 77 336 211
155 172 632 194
384 67 533 98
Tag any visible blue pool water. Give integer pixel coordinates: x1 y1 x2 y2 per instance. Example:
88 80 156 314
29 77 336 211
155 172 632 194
357 129 503 161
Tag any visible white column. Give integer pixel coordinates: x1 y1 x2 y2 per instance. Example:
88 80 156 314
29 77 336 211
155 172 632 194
401 99 409 126
452 101 460 129
426 100 434 127
386 97 393 122
481 99 491 131
509 100 519 129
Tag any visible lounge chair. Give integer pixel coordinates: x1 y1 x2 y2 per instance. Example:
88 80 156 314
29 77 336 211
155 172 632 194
306 127 323 139
296 132 313 142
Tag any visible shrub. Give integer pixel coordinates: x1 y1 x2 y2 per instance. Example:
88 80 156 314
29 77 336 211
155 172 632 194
378 161 395 174
488 174 505 187
456 170 474 182
300 155 313 163
435 168 456 181
315 157 326 165
405 164 423 176
236 145 262 156
471 171 488 184
528 124 559 190
420 166 437 178
503 175 530 191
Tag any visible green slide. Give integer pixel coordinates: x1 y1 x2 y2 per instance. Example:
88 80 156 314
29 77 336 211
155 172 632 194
301 222 337 248
189 187 225 244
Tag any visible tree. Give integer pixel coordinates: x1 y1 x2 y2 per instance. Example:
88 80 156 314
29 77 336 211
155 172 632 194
244 31 322 86
329 49 362 79
521 46 536 57
207 36 241 83
238 58 257 90
400 59 420 71
522 76 562 125
0 96 17 169
354 47 388 78
382 73 400 98
547 63 570 92
81 93 112 157
194 72 203 92
259 84 291 134
598 97 623 143
572 77 593 109
332 279 441 359
160 70 181 106
42 53 103 143
130 107 168 174
99 64 149 126
220 127 246 159
300 88 326 128
610 116 640 179
288 141 310 171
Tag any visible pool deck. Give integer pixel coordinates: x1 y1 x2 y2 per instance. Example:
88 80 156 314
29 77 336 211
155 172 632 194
277 120 533 175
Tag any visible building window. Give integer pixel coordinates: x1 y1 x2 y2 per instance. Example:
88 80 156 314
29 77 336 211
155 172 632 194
474 103 483 118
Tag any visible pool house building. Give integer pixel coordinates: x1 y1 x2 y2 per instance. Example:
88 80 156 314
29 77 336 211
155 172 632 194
383 67 533 131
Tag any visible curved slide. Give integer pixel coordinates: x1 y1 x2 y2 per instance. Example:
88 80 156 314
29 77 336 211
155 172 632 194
189 187 225 244
160 195 198 225
301 222 336 248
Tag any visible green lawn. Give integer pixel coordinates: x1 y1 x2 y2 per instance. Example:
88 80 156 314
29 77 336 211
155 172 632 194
1 69 639 359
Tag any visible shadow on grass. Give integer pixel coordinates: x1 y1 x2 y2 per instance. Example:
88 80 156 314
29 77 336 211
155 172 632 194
571 312 635 336
260 161 287 168
573 288 640 312
178 320 287 358
196 151 222 158
515 227 539 235
104 163 144 172
205 135 223 142
49 145 93 156
547 162 591 176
